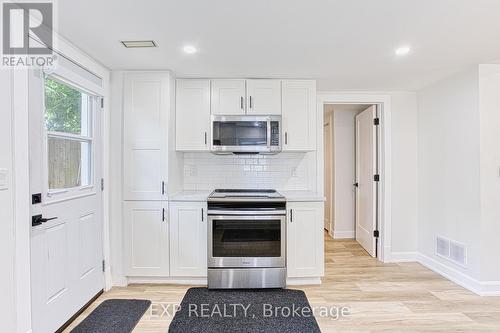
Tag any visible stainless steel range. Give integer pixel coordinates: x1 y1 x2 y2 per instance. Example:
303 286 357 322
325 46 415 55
207 189 286 289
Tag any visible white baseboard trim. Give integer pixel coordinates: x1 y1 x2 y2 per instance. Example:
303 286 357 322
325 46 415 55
388 251 417 263
286 277 321 286
333 230 355 239
417 253 500 296
127 276 207 285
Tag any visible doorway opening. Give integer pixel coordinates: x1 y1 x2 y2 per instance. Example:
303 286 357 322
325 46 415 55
323 103 381 259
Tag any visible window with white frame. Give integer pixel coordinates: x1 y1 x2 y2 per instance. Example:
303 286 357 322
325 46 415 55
44 76 96 192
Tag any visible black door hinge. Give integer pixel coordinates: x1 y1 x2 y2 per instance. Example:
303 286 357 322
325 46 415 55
373 230 380 238
374 174 380 182
373 118 380 125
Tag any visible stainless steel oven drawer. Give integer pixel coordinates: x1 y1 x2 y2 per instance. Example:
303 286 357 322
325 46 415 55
208 268 286 289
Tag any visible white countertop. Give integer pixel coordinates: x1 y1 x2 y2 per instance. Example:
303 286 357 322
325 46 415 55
279 191 325 202
169 190 324 202
169 190 211 201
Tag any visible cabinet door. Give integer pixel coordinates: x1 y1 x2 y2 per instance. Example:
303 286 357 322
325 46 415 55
123 73 170 200
176 79 210 151
287 202 324 277
282 80 316 151
169 201 207 277
246 79 281 115
211 79 246 115
123 201 169 276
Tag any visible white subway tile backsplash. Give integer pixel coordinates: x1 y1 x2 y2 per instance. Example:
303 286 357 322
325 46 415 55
183 152 311 191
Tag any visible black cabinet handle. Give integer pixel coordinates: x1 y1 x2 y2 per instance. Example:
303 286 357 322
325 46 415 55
290 209 293 222
32 214 57 227
240 96 244 110
161 181 165 195
204 132 207 145
162 208 166 222
201 208 204 222
249 96 253 109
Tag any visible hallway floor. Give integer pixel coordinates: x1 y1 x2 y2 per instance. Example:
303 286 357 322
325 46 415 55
65 233 500 332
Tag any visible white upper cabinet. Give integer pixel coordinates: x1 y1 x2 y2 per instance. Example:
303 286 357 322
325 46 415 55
169 201 207 277
287 201 324 278
123 72 170 200
176 79 211 151
246 79 282 115
282 80 317 151
211 79 246 115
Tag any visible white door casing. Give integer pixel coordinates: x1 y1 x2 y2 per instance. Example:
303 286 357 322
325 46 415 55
29 69 104 333
211 79 246 115
355 105 378 257
123 73 169 201
169 201 208 277
175 79 211 151
246 79 281 115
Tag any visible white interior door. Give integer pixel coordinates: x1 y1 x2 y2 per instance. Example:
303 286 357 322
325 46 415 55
355 105 378 257
29 69 104 333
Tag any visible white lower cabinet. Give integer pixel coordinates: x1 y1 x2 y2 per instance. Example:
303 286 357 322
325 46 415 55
169 201 208 277
287 201 324 277
123 201 169 276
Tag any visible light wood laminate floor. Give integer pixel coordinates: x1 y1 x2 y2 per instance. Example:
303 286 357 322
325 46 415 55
64 233 500 332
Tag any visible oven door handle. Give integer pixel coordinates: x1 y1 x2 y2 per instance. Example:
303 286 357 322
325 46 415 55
207 214 286 220
207 210 286 216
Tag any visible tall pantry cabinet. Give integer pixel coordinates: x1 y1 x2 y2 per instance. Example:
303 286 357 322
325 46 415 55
122 72 173 276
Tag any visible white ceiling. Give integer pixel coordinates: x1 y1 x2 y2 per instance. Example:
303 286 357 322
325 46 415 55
57 0 500 91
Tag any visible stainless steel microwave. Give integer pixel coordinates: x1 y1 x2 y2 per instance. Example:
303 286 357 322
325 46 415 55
210 115 281 154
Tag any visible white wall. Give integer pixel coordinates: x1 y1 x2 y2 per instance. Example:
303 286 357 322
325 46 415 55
390 92 419 254
331 107 359 238
0 69 16 333
478 64 500 282
417 68 482 280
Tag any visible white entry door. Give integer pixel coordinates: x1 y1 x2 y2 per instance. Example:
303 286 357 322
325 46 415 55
355 105 378 257
29 69 104 333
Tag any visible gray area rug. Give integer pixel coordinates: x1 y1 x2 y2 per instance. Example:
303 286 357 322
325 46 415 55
71 299 151 333
168 288 321 333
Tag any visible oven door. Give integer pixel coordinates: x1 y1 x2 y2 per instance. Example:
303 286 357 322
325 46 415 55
208 214 286 268
211 115 281 153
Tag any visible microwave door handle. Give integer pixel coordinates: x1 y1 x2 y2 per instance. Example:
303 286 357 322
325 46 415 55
267 120 271 148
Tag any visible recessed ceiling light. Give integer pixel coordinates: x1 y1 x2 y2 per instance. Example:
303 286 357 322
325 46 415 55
121 40 157 48
395 46 411 56
183 45 197 54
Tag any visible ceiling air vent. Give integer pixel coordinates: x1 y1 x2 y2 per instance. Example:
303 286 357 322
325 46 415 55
121 40 157 48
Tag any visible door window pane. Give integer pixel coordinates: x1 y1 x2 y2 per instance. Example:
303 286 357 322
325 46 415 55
48 137 91 190
44 77 92 136
212 219 281 257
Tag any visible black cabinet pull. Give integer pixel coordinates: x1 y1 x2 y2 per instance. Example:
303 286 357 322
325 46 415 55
290 209 293 222
161 181 165 195
201 208 204 222
204 132 207 145
162 208 166 222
